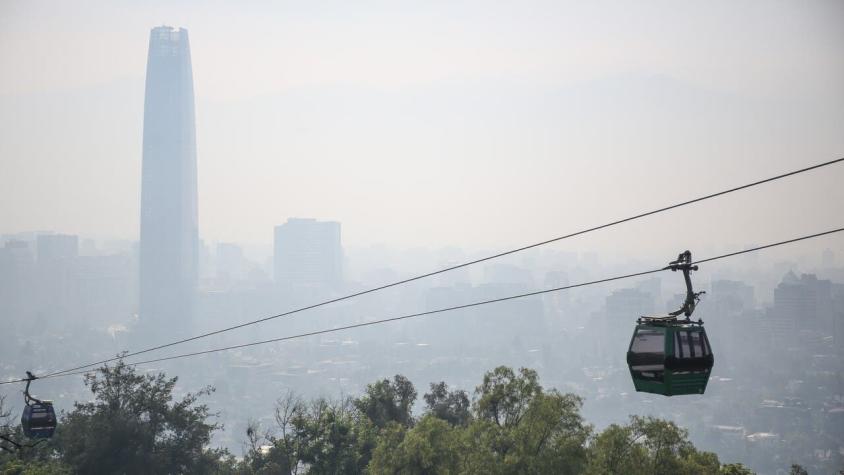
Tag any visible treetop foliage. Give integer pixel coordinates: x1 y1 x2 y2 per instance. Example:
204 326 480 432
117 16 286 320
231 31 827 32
1 362 800 474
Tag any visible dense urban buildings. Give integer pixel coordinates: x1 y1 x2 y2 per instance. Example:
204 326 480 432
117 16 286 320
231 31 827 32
139 26 199 337
2 227 843 472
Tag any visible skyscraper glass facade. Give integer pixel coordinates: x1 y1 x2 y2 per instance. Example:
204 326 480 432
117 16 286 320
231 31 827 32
139 26 198 336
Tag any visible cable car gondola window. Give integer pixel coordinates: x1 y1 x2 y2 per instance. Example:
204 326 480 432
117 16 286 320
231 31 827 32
628 328 665 370
677 331 691 358
691 332 705 357
676 330 710 359
630 329 664 354
702 331 712 355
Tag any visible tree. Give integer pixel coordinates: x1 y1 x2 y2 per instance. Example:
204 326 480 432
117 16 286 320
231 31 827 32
0 458 74 475
293 397 376 474
369 416 463 475
789 464 808 475
509 391 590 474
630 416 720 475
240 392 307 475
585 423 649 475
244 394 376 475
0 395 14 456
720 463 756 474
55 360 227 475
423 382 471 427
586 416 721 475
355 375 417 429
474 366 541 428
461 366 590 474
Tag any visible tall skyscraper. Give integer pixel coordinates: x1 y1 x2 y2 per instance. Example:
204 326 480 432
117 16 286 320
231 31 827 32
139 26 198 336
274 218 343 291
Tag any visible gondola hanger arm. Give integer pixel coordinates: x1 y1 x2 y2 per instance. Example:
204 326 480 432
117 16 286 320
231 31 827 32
664 250 705 321
23 372 43 406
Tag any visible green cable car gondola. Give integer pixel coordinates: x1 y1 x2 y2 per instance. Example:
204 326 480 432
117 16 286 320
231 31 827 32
626 251 714 396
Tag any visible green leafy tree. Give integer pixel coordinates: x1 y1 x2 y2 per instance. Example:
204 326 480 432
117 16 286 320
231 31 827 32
720 462 756 474
294 397 376 474
355 375 417 429
423 382 471 427
462 366 590 474
631 416 720 475
789 464 808 475
509 391 590 474
586 416 721 475
0 458 73 475
240 393 306 475
369 415 463 475
55 360 227 475
585 423 649 475
0 395 16 457
245 394 376 475
474 367 541 428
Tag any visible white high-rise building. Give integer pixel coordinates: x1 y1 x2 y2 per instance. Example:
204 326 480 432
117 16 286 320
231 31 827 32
274 219 342 291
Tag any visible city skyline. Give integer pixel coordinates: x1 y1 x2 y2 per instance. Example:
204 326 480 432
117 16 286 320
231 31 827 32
0 1 842 255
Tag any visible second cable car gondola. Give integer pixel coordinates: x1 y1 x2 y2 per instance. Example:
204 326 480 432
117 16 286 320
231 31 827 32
20 372 57 439
626 251 714 396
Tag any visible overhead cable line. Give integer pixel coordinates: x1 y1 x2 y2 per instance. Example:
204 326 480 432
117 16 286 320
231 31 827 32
3 226 838 386
35 157 844 379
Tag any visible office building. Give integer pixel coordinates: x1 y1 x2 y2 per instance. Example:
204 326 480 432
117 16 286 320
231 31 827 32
274 218 342 290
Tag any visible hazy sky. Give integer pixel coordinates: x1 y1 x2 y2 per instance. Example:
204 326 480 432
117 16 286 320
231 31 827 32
1 0 842 259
